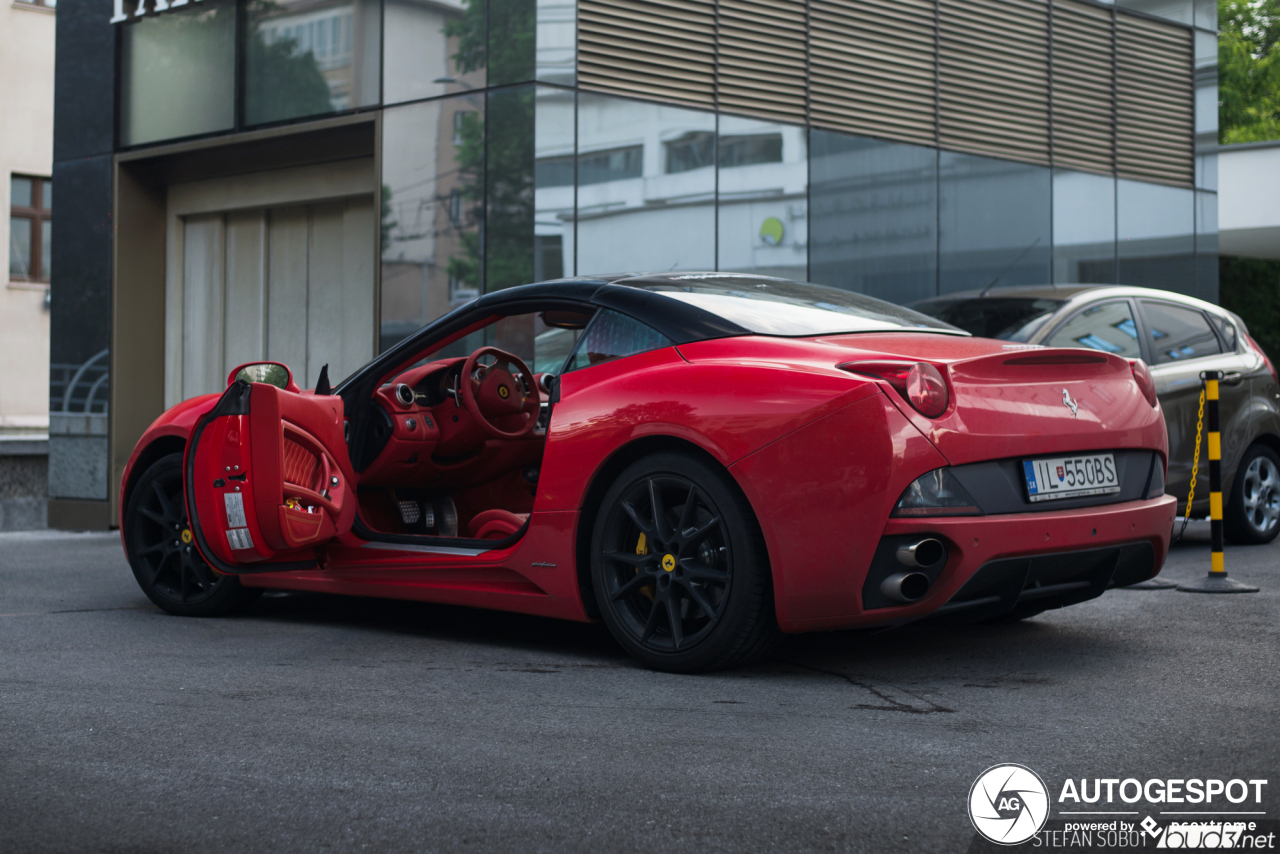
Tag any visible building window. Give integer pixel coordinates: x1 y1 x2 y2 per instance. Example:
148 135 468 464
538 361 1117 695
719 133 783 168
10 175 52 283
665 131 715 174
578 145 644 185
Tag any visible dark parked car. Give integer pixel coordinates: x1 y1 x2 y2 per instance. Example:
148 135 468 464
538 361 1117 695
913 285 1280 544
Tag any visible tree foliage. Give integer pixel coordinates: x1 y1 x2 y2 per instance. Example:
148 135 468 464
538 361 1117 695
1220 0 1280 143
1220 257 1280 361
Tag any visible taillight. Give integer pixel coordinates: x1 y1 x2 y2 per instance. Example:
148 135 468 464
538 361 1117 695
1129 358 1158 408
840 360 950 418
906 363 949 417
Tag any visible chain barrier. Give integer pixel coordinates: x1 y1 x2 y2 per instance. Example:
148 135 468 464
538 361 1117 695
1171 388 1205 544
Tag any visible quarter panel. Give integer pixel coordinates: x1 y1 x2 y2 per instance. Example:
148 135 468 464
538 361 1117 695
729 393 948 628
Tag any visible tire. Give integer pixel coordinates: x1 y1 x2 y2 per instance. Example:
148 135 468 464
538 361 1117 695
124 452 262 617
590 451 780 673
1224 443 1280 545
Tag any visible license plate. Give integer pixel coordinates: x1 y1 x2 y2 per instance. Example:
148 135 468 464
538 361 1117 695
1023 454 1120 502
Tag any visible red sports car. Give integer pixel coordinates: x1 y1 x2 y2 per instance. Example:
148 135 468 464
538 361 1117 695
121 274 1176 672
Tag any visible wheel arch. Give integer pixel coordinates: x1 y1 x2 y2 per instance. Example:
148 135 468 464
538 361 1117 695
121 435 187 524
573 434 761 621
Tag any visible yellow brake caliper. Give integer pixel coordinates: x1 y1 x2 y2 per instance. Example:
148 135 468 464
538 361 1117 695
636 532 654 600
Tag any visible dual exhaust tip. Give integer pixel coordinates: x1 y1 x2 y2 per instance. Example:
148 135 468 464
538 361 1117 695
880 538 947 604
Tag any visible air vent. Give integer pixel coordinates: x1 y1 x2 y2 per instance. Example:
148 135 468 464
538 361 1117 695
939 0 1051 166
716 0 806 123
1052 0 1115 175
578 0 716 108
1115 13 1193 187
809 0 937 145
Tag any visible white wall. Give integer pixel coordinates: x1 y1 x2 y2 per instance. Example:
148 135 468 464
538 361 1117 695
1219 142 1280 261
0 0 55 431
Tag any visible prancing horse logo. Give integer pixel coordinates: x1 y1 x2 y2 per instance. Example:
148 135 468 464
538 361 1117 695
1062 388 1079 418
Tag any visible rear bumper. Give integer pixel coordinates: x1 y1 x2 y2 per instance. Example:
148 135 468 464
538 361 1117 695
787 494 1177 631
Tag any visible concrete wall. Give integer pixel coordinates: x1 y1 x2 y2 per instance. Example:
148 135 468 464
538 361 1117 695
1 0 55 431
1219 141 1280 261
0 437 47 531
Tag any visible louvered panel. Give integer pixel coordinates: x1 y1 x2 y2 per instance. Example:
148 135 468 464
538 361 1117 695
809 0 936 145
578 0 716 108
1115 13 1193 186
939 0 1051 165
1051 0 1114 175
717 0 807 122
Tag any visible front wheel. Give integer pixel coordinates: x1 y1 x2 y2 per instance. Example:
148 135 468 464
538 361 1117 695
1225 443 1280 545
124 452 262 616
590 452 780 673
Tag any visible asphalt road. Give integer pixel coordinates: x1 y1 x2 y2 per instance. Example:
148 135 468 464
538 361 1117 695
1 530 1277 853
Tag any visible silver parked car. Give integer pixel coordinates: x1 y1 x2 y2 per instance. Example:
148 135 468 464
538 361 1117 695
912 285 1280 544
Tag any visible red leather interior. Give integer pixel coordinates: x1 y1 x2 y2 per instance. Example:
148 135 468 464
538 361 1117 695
283 436 321 491
469 509 529 540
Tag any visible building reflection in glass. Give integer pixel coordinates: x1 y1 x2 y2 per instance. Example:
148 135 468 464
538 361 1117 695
1117 178 1195 293
809 130 938 304
380 94 485 351
244 0 380 127
574 93 716 275
716 115 807 281
1053 168 1117 284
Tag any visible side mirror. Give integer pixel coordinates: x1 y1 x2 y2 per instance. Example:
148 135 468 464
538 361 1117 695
227 362 300 392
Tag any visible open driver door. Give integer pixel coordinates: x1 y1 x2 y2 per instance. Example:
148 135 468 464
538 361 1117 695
184 368 357 574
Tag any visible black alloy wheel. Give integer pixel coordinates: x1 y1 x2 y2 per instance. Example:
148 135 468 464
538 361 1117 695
1225 443 1280 545
124 453 262 616
591 452 779 672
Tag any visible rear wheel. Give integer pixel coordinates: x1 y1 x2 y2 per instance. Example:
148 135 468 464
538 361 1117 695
1225 443 1280 545
124 452 262 616
590 452 780 673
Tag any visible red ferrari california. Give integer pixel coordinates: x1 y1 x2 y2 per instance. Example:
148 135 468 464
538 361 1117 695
121 274 1176 672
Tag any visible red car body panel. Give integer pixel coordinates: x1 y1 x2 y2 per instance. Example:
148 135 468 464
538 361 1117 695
121 314 1174 633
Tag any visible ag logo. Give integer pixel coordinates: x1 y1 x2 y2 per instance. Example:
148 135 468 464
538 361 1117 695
968 764 1049 845
497 384 510 399
181 529 193 544
661 554 676 572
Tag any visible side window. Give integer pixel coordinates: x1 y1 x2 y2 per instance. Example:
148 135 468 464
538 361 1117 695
1208 313 1238 352
563 310 673 373
1044 301 1143 359
1140 301 1224 365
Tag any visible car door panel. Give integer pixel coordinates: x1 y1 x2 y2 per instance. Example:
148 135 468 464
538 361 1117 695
185 380 356 573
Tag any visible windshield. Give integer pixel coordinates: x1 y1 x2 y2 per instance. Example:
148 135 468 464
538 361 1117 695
909 296 1067 342
635 274 965 337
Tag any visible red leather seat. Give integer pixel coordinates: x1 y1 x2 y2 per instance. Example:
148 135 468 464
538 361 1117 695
468 509 529 540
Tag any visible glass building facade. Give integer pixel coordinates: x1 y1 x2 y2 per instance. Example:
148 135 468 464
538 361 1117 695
48 0 1217 521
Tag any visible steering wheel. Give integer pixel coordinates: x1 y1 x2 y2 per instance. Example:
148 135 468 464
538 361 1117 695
460 347 541 439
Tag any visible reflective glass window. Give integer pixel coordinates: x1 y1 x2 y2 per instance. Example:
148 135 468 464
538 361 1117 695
1117 179 1195 293
1195 190 1218 303
9 175 50 281
939 151 1051 295
717 115 807 281
576 93 715 275
1209 312 1237 351
1045 301 1143 359
536 0 575 84
534 87 575 281
244 0 379 127
563 309 672 372
1140 300 1223 363
485 86 535 290
1053 169 1116 284
809 130 938 305
119 0 236 146
384 0 483 106
380 95 485 351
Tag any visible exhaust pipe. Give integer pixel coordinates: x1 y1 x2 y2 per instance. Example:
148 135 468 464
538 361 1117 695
881 572 931 603
896 537 946 569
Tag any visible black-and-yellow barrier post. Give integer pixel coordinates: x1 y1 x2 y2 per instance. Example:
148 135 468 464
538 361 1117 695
1178 370 1259 594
